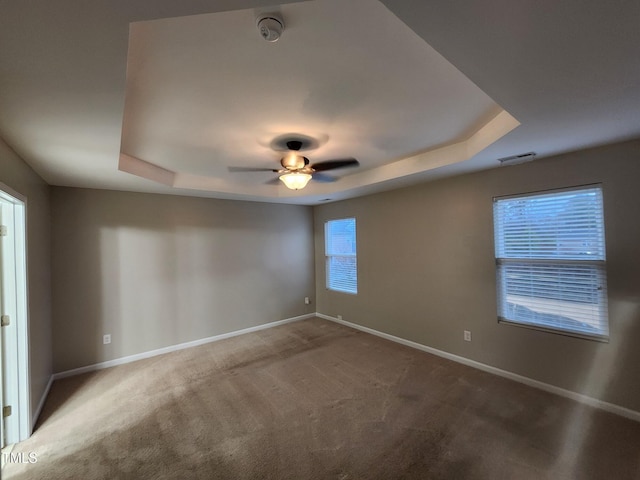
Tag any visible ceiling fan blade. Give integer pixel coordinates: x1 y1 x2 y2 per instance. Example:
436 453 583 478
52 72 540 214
228 166 280 172
311 172 337 183
310 158 359 172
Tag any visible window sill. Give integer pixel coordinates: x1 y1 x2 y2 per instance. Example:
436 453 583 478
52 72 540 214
498 317 609 343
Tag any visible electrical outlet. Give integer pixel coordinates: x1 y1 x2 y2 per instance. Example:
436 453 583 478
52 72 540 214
103 334 111 345
304 296 311 305
464 330 471 342
337 315 343 321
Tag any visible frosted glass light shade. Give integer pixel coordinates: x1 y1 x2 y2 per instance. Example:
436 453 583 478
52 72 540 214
279 172 312 190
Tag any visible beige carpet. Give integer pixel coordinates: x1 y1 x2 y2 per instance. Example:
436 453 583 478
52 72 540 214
5 318 640 479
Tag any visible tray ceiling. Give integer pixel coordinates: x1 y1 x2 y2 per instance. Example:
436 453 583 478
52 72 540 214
119 0 515 201
2 0 638 204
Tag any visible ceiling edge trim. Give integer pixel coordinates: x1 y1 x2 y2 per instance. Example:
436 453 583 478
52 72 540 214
118 109 519 199
304 109 520 193
119 153 175 186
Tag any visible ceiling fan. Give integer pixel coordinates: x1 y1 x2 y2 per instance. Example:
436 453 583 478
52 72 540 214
228 140 359 190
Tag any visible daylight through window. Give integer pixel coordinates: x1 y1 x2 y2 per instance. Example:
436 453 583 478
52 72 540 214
325 218 357 294
493 186 608 340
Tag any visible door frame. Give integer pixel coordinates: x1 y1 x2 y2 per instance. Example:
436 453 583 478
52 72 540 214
0 182 30 446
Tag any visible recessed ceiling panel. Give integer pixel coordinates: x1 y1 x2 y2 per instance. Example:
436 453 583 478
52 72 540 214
120 0 508 196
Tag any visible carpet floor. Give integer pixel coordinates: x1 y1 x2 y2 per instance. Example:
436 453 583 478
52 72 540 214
5 318 640 479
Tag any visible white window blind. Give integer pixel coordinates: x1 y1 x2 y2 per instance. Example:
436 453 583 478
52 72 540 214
493 186 608 339
325 218 357 294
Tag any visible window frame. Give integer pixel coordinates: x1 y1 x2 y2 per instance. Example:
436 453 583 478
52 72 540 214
325 217 358 295
493 184 609 342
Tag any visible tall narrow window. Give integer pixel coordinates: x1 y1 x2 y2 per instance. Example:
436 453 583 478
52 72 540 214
493 185 608 340
325 218 357 294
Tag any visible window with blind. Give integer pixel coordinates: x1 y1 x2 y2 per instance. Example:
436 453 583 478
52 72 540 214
325 218 357 294
493 185 608 340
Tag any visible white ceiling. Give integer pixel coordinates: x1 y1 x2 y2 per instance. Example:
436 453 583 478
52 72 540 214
1 0 639 205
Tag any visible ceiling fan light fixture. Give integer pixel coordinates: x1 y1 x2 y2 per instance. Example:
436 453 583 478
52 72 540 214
279 172 312 190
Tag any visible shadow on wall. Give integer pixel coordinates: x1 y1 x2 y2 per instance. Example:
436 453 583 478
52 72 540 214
550 298 640 475
51 188 315 373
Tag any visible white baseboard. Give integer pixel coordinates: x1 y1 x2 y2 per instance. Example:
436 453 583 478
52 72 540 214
31 374 53 432
47 311 640 423
53 313 315 381
317 313 640 423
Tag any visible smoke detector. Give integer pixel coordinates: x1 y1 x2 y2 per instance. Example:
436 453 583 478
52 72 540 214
257 15 284 42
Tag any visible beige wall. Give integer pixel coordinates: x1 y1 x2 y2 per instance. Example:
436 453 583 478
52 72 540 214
0 139 52 420
51 188 314 372
314 139 640 412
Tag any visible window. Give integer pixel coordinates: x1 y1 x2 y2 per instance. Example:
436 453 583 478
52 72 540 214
325 218 357 294
493 185 608 340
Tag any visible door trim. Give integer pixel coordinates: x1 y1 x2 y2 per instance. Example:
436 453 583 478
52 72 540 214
0 182 31 445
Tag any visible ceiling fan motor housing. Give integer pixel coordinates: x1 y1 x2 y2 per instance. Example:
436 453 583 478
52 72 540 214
257 15 284 42
281 152 307 170
280 139 308 170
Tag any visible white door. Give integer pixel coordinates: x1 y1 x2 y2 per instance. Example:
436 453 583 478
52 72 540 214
0 201 4 449
0 189 30 446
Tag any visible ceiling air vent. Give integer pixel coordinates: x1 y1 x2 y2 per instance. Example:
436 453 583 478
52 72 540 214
497 152 536 166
